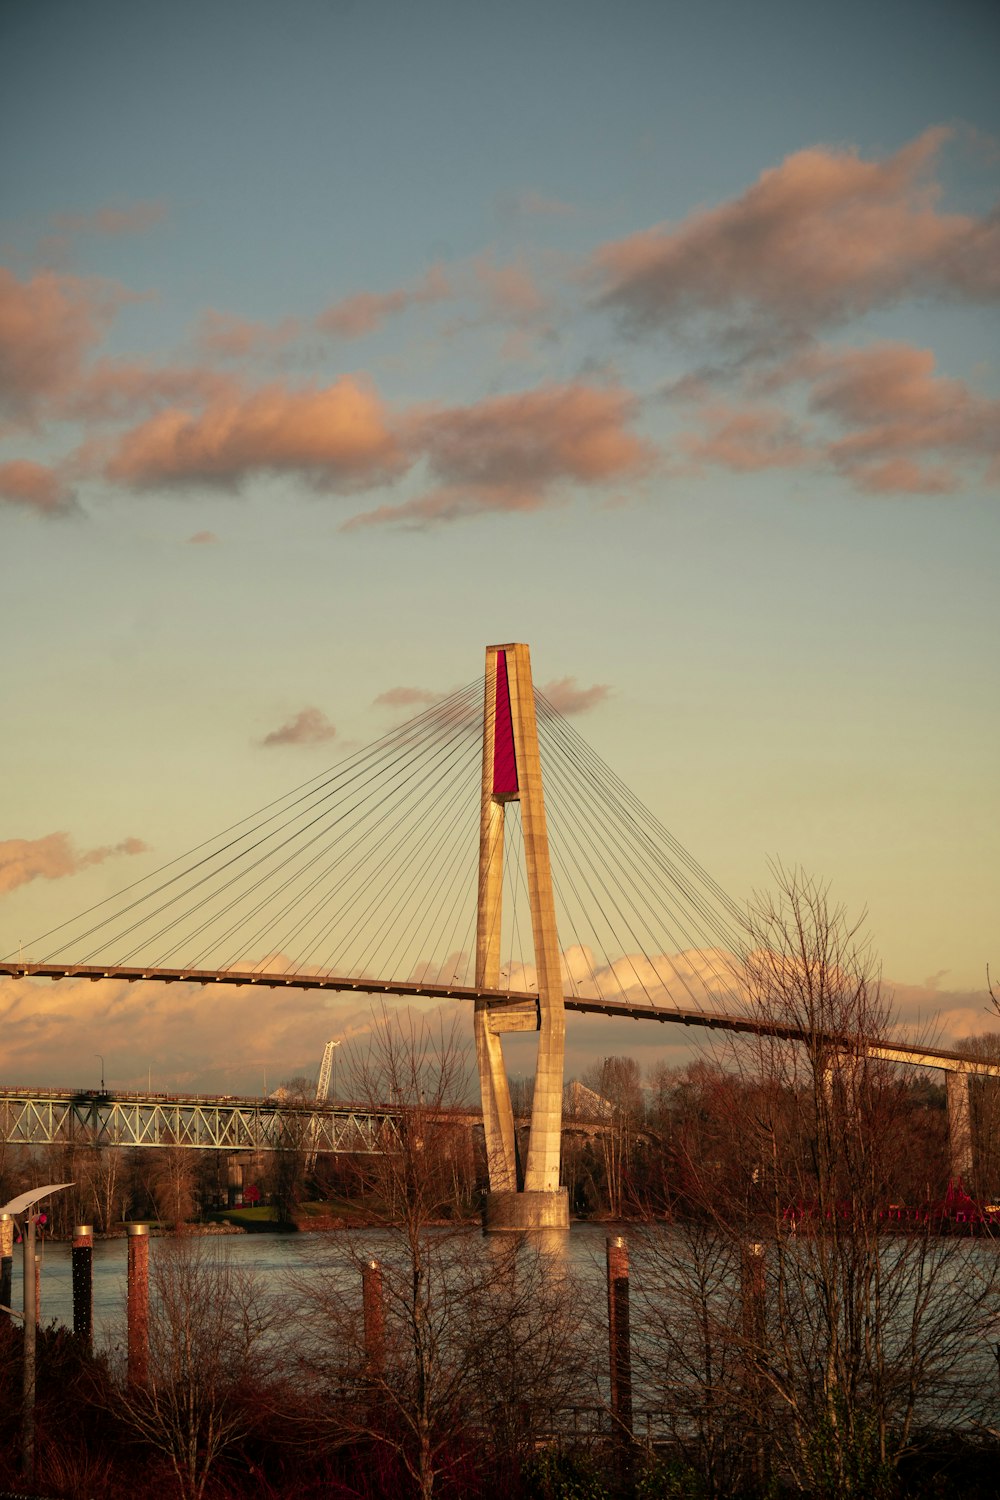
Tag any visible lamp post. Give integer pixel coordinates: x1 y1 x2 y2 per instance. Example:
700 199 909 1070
0 1183 74 1479
95 1054 105 1091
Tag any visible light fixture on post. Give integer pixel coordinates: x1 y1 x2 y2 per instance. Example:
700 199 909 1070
0 1183 75 1479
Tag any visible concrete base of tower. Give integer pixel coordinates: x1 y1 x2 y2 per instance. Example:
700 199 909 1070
482 1187 570 1232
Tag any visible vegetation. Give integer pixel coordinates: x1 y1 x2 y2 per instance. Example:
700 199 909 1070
1 875 999 1496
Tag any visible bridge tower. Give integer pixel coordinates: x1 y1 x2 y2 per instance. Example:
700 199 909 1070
475 643 569 1231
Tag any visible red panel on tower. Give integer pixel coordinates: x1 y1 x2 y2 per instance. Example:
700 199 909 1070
492 650 519 797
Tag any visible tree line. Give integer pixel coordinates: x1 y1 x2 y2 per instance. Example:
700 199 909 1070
2 868 999 1498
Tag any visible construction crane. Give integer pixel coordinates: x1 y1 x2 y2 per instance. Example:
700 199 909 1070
307 1040 340 1172
315 1039 341 1103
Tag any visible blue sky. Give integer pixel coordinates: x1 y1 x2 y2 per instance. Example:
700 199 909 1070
1 0 998 1091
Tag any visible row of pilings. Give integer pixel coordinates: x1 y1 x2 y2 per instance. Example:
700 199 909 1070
3 1221 770 1438
2 1217 151 1388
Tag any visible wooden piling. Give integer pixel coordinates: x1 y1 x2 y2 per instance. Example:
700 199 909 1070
606 1234 633 1442
362 1258 385 1375
126 1225 150 1387
72 1224 93 1344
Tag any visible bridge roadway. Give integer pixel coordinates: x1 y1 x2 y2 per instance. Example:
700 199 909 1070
2 961 997 1078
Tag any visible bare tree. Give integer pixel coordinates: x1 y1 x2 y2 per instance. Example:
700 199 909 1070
581 1056 644 1218
289 1006 594 1500
637 869 1000 1499
112 1239 276 1500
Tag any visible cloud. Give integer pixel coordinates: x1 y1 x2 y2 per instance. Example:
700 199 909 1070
104 376 404 491
594 127 1000 344
35 200 168 264
186 530 218 544
0 459 76 516
539 677 611 715
498 190 576 219
673 339 1000 495
316 265 450 339
373 686 442 708
193 310 302 360
344 381 653 530
62 358 237 423
0 267 125 426
57 200 168 237
803 341 1000 492
680 402 815 472
259 708 337 748
0 833 148 894
471 253 546 321
0 972 384 1093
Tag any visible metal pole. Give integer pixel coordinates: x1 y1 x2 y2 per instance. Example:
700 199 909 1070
127 1224 150 1387
72 1224 94 1344
0 1213 12 1319
21 1213 37 1478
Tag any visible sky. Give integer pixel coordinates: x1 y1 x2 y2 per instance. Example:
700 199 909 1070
1 0 998 1095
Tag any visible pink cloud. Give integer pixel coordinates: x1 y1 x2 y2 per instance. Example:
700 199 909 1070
316 265 450 339
53 200 168 238
35 201 168 265
62 358 237 423
344 381 654 529
0 972 389 1093
104 376 404 490
373 686 442 708
193 310 302 360
595 128 1000 341
186 530 218 544
0 268 125 426
0 833 148 894
500 190 576 218
471 253 546 320
539 677 611 716
260 708 337 748
674 339 999 495
0 459 76 516
681 402 815 472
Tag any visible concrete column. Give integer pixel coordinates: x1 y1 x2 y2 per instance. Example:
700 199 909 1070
946 1071 974 1188
478 644 568 1230
72 1224 93 1344
509 645 566 1201
126 1225 149 1387
606 1235 633 1441
0 1214 12 1319
227 1156 244 1208
362 1258 385 1375
474 691 518 1195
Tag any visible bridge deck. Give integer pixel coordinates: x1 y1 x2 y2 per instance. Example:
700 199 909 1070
2 961 995 1076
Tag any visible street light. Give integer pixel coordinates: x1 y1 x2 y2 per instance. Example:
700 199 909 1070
94 1054 105 1092
0 1183 74 1479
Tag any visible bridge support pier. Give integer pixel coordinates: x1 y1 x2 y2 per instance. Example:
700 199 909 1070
483 1188 569 1232
476 645 568 1232
227 1156 244 1208
946 1070 974 1188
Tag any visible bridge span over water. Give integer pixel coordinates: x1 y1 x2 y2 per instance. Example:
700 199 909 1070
3 644 991 1220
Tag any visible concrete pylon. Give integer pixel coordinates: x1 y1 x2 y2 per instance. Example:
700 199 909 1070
946 1070 974 1189
476 644 568 1231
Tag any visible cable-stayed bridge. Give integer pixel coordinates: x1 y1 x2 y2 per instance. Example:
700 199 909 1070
2 644 993 1223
